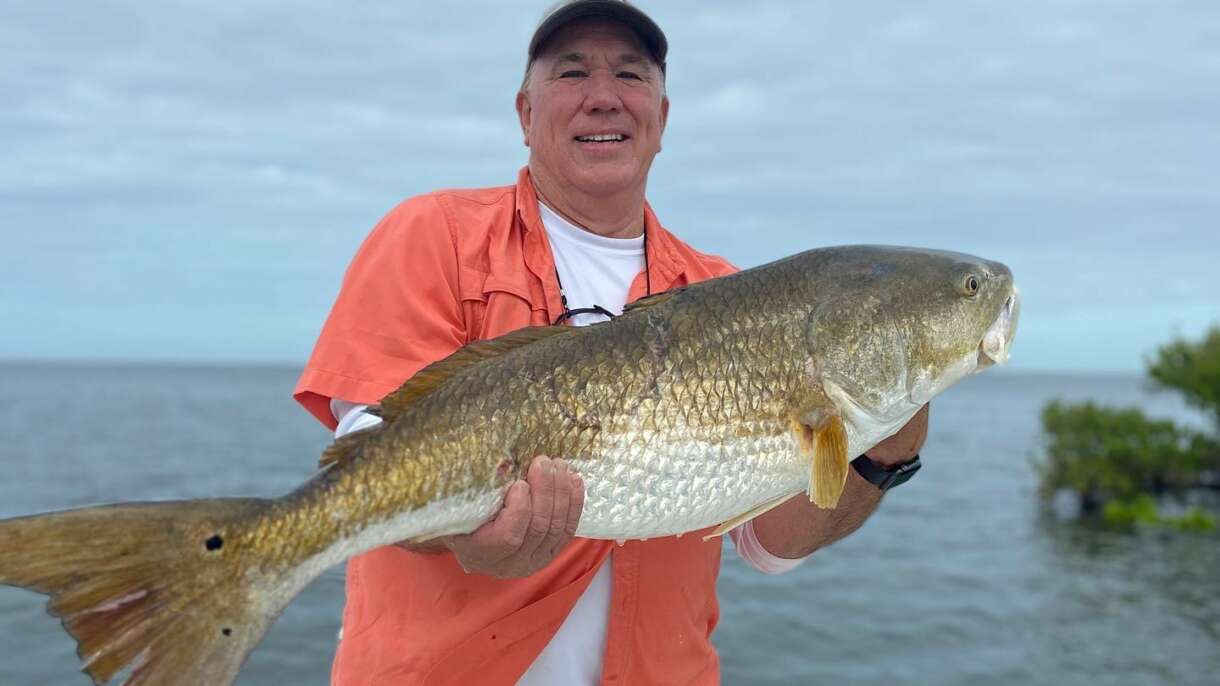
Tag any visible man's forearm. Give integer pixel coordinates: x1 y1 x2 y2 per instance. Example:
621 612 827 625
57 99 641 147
751 404 929 559
750 471 883 559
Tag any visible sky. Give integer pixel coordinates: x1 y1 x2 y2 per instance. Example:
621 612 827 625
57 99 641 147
1 0 1217 373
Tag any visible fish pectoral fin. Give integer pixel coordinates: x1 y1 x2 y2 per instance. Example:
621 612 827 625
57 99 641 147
702 493 792 541
793 414 850 509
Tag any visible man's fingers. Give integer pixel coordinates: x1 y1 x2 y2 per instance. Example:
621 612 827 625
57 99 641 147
564 472 584 538
900 403 930 452
490 479 533 550
515 456 558 560
455 479 530 552
547 459 573 537
542 470 583 561
445 456 584 578
539 459 575 560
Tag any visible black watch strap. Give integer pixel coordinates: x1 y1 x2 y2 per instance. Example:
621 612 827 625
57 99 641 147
851 453 921 491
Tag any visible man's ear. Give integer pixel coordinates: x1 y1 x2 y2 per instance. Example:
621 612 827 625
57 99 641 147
516 90 531 147
658 95 669 152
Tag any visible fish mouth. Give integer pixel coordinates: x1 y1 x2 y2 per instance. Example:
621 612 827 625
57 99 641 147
976 288 1020 369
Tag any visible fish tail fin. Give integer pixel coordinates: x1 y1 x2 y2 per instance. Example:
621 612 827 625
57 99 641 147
0 498 284 686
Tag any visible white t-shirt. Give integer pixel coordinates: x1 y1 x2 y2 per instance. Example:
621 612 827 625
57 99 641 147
329 201 806 685
538 201 645 327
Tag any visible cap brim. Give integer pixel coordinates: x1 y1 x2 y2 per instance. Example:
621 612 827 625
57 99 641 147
528 1 667 71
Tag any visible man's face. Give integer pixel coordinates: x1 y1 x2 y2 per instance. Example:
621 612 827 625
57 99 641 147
517 19 669 200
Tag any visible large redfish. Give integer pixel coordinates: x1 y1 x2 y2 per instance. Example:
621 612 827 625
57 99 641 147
0 245 1018 684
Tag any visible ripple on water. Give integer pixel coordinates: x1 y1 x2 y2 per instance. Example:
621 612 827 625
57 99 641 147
2 366 1218 685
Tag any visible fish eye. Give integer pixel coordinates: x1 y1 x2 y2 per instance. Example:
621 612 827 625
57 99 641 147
961 274 981 296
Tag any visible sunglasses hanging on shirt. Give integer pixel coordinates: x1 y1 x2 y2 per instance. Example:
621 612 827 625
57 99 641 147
550 229 652 327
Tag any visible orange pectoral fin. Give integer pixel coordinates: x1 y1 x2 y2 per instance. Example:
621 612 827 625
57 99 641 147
793 415 849 509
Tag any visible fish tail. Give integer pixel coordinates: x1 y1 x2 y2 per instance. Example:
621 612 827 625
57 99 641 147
0 498 283 685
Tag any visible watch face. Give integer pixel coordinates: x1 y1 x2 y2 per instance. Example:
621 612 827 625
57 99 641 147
888 456 921 488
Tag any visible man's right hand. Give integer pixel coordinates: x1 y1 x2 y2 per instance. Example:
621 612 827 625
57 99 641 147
399 455 585 578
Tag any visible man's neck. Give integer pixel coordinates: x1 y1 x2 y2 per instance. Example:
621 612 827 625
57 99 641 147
529 167 646 239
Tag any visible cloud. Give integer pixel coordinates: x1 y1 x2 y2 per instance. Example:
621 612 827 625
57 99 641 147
1 0 1217 371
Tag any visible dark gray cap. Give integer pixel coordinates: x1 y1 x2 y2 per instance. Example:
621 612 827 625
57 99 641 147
527 1 668 74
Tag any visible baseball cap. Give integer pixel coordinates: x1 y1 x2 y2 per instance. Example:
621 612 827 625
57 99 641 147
527 0 668 74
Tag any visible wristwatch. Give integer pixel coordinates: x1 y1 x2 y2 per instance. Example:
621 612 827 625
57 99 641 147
851 453 921 491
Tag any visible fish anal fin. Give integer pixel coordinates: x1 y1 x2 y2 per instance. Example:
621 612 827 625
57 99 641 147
792 414 850 509
378 326 572 420
702 493 792 541
407 533 442 545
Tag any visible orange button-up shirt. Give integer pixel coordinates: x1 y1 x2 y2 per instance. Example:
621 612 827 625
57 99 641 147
295 167 737 685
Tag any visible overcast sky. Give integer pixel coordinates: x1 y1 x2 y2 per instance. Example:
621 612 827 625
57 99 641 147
1 0 1217 373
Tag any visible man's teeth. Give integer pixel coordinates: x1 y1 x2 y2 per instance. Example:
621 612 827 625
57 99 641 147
576 134 625 142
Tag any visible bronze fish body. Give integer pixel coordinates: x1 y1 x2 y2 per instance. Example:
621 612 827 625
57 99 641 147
0 245 1019 685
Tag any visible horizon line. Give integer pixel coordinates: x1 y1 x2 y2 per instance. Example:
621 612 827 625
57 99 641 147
0 355 1146 379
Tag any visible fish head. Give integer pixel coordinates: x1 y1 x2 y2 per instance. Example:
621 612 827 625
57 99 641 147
804 246 1019 422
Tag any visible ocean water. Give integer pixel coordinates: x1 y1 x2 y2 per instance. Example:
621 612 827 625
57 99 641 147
0 363 1217 685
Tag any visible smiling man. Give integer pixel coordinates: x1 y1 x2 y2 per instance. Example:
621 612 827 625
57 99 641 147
295 2 927 684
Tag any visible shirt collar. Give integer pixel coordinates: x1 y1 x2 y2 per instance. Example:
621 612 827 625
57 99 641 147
514 166 686 291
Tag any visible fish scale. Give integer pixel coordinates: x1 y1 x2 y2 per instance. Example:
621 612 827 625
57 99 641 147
301 256 821 544
0 245 1018 685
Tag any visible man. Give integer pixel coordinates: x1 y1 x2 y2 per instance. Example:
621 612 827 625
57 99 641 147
295 2 928 684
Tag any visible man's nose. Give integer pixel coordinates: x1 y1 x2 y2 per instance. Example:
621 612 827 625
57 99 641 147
581 70 623 113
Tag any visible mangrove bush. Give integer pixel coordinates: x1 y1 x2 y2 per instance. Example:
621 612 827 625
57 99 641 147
1038 326 1220 529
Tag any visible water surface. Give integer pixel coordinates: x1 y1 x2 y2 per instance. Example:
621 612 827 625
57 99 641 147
0 364 1215 685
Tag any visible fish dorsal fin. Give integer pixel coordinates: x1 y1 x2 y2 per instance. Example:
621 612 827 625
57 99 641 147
374 326 573 421
622 287 684 314
317 424 381 469
319 326 573 470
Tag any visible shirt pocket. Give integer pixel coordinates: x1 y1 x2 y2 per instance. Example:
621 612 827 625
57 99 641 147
459 267 548 341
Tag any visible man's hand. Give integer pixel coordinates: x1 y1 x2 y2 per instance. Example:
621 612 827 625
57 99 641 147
865 403 929 466
400 455 585 578
752 403 930 558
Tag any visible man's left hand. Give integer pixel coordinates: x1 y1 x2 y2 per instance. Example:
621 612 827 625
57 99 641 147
865 403 929 466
